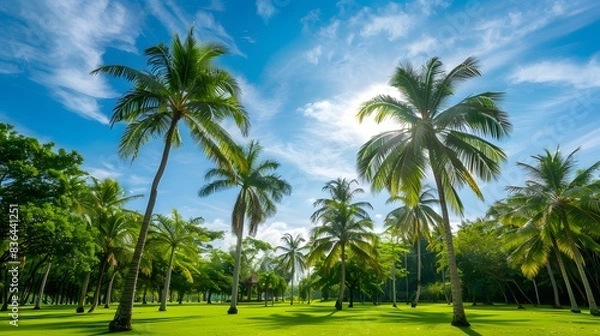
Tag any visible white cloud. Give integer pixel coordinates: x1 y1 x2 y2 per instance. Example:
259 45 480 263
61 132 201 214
563 127 600 153
256 0 277 22
510 57 600 88
359 3 414 41
0 1 139 124
305 45 322 65
237 76 283 120
146 0 243 55
0 61 20 74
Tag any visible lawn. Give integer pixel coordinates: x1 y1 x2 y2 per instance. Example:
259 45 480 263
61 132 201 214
2 301 598 335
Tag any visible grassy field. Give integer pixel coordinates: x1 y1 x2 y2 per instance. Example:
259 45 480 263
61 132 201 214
2 301 598 335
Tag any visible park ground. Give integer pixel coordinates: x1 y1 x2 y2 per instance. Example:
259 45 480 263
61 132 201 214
2 301 598 335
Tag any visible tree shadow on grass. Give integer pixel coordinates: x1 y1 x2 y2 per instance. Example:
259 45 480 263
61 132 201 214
16 316 199 336
458 327 483 336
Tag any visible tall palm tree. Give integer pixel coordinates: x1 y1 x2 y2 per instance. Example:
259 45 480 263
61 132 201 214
85 178 141 313
91 29 249 331
199 140 291 314
385 184 441 307
147 209 205 311
276 233 308 305
308 178 377 311
356 57 511 326
507 148 600 315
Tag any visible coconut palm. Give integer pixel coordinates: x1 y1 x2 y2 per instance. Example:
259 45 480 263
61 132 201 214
91 29 249 331
198 140 291 314
489 198 563 309
385 184 441 307
507 147 600 315
88 211 138 313
356 57 511 326
147 209 205 311
276 233 308 305
308 178 377 311
85 179 141 313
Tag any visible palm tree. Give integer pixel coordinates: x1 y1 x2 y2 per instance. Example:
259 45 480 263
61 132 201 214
199 140 291 314
91 29 249 331
489 199 563 309
356 57 511 326
88 211 137 313
85 178 140 313
147 209 204 311
507 147 600 315
308 178 377 311
276 233 308 305
385 184 441 307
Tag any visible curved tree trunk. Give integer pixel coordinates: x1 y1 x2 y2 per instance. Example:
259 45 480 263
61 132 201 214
562 220 600 316
109 116 179 331
412 235 422 307
532 278 540 307
159 247 176 311
76 271 91 313
336 244 346 311
228 229 244 314
391 261 397 307
553 241 580 313
89 254 109 313
290 265 295 305
571 248 600 315
104 270 118 308
433 173 469 326
546 262 562 308
33 261 52 310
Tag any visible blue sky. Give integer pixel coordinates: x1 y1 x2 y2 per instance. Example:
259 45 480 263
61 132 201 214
1 0 600 249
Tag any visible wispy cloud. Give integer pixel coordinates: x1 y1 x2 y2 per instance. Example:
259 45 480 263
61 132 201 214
146 0 243 55
358 3 414 41
510 57 600 88
256 0 277 22
0 1 139 124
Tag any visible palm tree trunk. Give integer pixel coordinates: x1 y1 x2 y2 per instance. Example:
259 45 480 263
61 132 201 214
336 245 346 310
546 262 562 308
109 116 179 331
76 271 91 313
89 254 109 313
159 247 176 311
572 251 600 315
228 230 244 314
413 235 422 307
563 221 600 316
405 252 409 305
433 173 469 326
290 269 294 305
33 261 52 310
391 261 397 307
532 278 540 306
104 270 118 308
553 240 580 313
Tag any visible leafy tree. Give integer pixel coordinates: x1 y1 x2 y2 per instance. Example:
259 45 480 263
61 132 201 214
276 233 308 305
199 140 291 314
85 178 141 313
356 57 511 326
385 184 441 307
308 178 377 310
147 210 216 311
506 148 600 315
91 28 249 331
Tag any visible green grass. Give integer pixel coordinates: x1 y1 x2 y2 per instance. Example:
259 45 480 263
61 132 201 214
2 301 598 335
